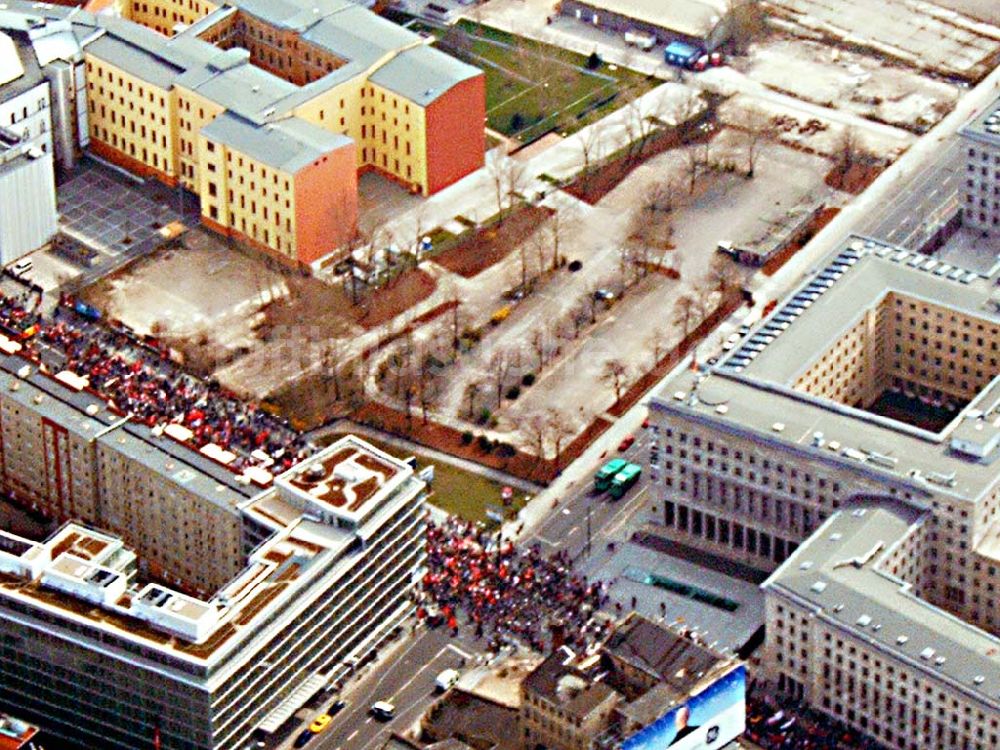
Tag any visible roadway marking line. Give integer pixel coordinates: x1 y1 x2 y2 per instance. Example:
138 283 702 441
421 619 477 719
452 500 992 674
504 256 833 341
390 645 451 703
535 535 558 547
568 525 579 536
348 729 360 740
447 644 473 659
605 485 650 538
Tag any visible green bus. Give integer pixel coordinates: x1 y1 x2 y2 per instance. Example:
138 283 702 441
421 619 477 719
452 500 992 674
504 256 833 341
609 463 642 499
595 458 628 492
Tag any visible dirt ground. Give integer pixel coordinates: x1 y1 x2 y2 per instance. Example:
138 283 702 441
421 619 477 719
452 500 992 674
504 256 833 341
738 38 961 132
80 230 288 366
434 206 555 278
763 0 1000 82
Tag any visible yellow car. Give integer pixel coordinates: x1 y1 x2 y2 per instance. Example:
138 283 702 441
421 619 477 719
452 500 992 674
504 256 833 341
309 714 332 734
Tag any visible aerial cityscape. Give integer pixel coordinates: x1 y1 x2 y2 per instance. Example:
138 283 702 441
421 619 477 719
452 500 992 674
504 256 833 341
0 0 997 748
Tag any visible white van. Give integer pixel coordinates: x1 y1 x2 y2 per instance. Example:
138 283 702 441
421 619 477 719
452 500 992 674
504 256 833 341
435 668 460 693
624 30 656 51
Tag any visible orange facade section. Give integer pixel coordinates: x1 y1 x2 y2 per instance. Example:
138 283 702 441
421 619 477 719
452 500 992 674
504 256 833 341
294 141 358 264
424 74 486 195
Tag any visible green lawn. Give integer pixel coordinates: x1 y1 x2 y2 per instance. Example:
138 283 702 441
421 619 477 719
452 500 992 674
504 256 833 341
318 432 526 524
409 20 658 143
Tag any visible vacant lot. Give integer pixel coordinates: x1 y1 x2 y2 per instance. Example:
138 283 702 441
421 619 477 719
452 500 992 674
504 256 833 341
763 0 1000 82
739 39 961 132
81 230 288 365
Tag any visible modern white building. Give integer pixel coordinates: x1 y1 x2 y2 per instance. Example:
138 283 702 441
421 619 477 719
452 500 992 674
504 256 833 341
0 128 57 263
0 436 427 750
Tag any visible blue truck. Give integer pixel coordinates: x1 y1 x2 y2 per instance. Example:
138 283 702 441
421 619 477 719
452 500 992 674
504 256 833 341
664 40 703 69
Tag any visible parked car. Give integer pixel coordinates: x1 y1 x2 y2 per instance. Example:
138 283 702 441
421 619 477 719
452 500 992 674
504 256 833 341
618 434 636 452
370 701 395 721
593 288 615 301
567 259 583 272
642 418 650 429
309 714 332 734
329 699 347 715
294 729 314 748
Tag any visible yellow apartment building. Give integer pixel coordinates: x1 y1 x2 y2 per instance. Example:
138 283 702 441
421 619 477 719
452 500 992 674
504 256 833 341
69 0 484 266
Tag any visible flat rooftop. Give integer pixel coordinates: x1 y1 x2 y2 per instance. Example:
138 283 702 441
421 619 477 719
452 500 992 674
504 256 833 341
960 94 1000 146
764 504 1000 710
276 435 409 522
654 236 1000 503
0 512 347 664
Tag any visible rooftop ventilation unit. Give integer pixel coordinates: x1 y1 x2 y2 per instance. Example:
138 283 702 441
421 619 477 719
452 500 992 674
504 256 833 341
920 647 935 660
810 580 826 593
897 635 908 645
856 614 872 627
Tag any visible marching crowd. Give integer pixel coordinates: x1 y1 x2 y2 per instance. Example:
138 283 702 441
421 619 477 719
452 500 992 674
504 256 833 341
746 691 878 750
419 517 612 654
0 291 308 472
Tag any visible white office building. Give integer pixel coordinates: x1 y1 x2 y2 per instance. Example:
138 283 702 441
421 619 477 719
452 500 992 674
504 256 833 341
0 436 427 750
0 128 56 263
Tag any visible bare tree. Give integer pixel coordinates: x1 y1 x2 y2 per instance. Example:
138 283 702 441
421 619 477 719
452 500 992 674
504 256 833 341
601 358 630 402
668 88 703 129
578 121 604 175
707 254 743 294
673 292 708 336
743 107 775 178
726 0 768 54
464 379 483 420
530 327 548 370
544 205 575 271
486 157 527 224
546 408 576 467
646 327 671 367
682 139 713 195
488 348 514 407
517 237 534 289
834 126 865 177
525 412 550 461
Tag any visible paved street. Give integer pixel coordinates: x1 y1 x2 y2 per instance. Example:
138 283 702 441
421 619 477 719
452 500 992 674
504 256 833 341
858 138 963 249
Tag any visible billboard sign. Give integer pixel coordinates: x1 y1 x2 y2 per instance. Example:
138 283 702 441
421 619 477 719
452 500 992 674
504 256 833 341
621 664 746 750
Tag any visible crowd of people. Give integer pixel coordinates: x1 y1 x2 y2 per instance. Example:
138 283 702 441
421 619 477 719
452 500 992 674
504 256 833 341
746 691 878 750
0 290 308 472
419 517 612 653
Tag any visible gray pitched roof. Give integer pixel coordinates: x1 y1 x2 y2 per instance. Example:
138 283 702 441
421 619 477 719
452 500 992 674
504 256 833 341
368 44 481 107
201 111 351 172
